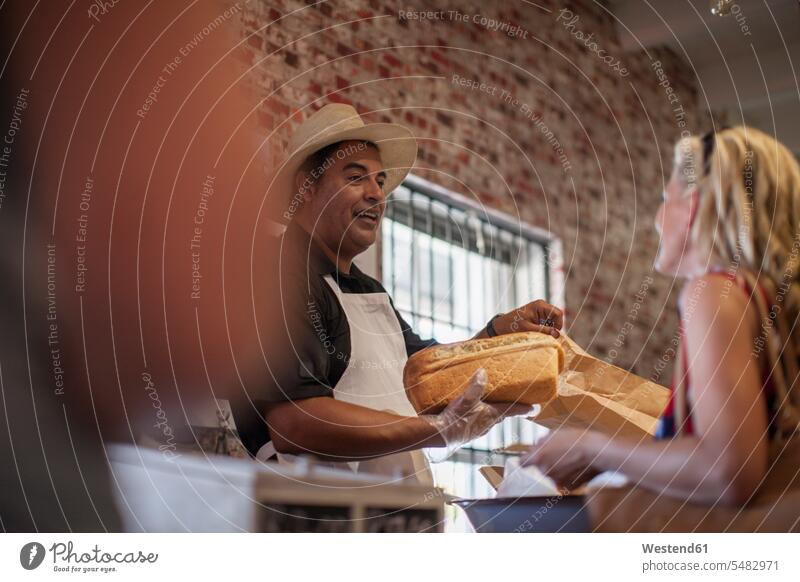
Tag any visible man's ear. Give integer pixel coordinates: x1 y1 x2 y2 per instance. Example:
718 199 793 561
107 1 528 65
294 170 316 203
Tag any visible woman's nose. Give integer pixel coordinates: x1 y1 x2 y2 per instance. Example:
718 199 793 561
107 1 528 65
654 202 665 235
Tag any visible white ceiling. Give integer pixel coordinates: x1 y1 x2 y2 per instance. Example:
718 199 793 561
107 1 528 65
607 0 800 156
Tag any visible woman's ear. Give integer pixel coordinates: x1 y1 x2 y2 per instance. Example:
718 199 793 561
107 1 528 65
294 170 316 203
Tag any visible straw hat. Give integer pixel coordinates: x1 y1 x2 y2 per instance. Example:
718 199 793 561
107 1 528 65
269 104 417 222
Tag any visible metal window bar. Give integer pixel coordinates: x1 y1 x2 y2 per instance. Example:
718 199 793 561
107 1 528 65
409 189 418 328
427 195 435 331
389 196 396 298
444 203 455 330
465 210 474 331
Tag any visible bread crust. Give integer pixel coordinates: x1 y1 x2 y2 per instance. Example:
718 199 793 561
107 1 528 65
403 332 565 414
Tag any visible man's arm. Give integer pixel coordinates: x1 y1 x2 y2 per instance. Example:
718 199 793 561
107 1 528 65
266 375 531 463
265 397 444 462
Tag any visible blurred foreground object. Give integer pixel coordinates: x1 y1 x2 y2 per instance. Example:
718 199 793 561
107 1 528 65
710 0 735 16
0 0 271 531
110 444 444 532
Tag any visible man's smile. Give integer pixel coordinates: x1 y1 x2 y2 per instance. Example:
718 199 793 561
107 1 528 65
353 207 381 227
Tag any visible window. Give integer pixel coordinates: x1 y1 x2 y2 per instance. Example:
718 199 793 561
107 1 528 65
381 175 559 531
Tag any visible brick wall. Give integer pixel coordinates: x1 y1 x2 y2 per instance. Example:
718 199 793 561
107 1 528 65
238 0 704 382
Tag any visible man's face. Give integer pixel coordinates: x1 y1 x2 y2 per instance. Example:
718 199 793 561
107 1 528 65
299 141 387 259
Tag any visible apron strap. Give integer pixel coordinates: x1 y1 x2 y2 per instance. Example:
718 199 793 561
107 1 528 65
255 441 277 462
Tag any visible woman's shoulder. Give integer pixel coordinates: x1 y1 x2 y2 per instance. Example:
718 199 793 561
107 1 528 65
679 271 758 329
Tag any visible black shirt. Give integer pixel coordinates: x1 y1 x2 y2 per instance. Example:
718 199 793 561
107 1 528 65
231 221 438 456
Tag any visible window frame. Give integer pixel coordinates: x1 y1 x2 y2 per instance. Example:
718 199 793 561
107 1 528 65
377 173 563 469
381 174 556 295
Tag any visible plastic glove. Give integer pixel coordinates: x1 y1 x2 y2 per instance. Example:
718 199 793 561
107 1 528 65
421 368 533 462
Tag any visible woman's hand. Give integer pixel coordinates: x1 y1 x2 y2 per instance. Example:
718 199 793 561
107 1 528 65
519 428 605 490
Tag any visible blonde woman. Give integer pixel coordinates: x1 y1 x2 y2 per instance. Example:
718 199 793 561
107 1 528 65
522 127 800 507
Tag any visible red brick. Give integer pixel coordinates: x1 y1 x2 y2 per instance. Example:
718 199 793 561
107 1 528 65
431 50 450 66
284 51 298 67
435 111 454 128
268 99 289 116
327 94 352 106
383 53 403 68
247 35 262 51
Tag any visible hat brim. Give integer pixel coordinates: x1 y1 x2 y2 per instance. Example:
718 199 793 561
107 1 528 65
267 122 417 223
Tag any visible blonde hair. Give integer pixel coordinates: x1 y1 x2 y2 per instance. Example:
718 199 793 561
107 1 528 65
672 126 800 442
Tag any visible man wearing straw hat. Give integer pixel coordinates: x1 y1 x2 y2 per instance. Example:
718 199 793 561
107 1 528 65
232 104 563 485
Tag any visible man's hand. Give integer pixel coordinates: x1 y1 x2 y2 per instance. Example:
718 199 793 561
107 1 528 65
492 300 564 338
421 369 532 462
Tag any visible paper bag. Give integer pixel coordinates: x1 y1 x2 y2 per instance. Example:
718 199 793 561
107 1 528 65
478 466 505 491
532 336 669 438
494 457 629 498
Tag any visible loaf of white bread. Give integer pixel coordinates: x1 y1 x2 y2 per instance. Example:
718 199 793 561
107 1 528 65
403 332 565 414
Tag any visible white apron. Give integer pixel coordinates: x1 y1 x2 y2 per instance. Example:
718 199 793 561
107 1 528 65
257 275 433 485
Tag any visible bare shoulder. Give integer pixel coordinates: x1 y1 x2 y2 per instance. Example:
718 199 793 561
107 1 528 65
679 273 758 337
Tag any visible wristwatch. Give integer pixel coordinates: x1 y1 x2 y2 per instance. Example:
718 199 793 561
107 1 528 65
485 314 502 338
